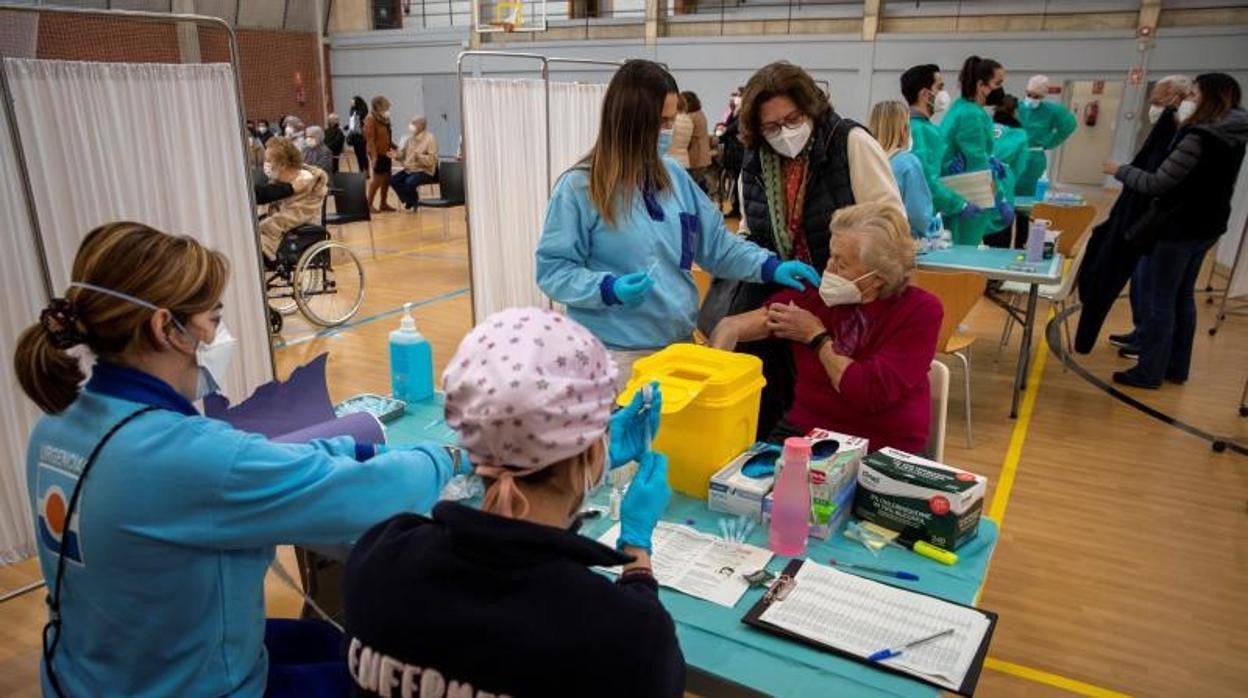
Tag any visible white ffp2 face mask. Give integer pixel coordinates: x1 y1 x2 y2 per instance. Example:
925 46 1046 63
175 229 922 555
1147 104 1166 124
1177 99 1197 123
819 270 876 307
765 119 813 159
190 322 237 400
933 90 952 114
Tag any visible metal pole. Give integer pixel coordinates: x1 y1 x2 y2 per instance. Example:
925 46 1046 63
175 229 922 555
0 579 44 605
0 50 55 301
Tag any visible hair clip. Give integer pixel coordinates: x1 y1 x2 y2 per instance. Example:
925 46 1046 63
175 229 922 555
40 299 88 349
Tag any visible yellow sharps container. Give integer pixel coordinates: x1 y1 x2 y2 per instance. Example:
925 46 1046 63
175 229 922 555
617 344 766 498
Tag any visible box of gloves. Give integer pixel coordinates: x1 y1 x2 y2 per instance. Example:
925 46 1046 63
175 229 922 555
853 447 986 550
708 442 776 520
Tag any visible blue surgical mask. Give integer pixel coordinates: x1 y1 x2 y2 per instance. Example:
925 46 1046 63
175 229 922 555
657 129 674 156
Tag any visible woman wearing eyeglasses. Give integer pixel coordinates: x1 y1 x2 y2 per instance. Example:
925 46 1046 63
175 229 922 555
714 61 904 439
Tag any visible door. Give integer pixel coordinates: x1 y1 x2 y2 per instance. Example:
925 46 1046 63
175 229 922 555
1057 80 1123 185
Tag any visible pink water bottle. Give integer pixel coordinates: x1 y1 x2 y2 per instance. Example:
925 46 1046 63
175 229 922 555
769 437 811 557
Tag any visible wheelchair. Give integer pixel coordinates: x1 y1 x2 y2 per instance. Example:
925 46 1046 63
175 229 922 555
266 224 365 334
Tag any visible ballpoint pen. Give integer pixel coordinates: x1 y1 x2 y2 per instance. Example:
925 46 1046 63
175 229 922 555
827 558 919 581
867 627 955 662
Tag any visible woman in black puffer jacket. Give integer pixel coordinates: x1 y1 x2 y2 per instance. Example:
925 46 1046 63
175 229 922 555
1102 73 1247 389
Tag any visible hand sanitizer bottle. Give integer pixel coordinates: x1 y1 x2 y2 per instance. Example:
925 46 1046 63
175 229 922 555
390 303 434 402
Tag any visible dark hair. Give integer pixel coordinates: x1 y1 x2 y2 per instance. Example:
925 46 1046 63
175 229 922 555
681 90 702 113
959 56 1002 100
739 61 830 149
1188 72 1242 126
993 94 1021 127
900 64 941 105
352 95 368 115
581 59 677 228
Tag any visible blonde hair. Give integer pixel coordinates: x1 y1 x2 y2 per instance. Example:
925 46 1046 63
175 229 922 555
868 101 911 157
830 203 915 296
266 137 302 170
371 95 390 115
14 222 229 414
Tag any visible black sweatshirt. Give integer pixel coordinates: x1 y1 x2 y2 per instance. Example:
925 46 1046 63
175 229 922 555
343 502 686 698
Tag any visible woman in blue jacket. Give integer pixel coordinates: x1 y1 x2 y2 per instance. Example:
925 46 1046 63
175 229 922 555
869 100 940 244
536 59 818 386
15 222 467 697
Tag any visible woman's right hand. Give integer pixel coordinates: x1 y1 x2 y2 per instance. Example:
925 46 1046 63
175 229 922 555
708 322 740 351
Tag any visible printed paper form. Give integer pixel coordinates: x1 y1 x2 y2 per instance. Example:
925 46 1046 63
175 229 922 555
758 560 990 691
598 522 773 608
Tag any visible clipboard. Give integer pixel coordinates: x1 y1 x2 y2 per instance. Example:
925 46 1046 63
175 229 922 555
741 559 997 697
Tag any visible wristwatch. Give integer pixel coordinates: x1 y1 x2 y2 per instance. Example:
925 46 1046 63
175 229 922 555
808 331 831 353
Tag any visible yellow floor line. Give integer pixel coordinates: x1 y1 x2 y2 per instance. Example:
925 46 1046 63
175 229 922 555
985 658 1133 697
986 320 1051 525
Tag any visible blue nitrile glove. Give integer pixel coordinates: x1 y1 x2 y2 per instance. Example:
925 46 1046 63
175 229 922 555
958 202 983 220
609 381 662 468
989 156 1008 180
769 260 821 291
995 199 1015 228
611 272 655 307
617 451 672 553
947 153 967 175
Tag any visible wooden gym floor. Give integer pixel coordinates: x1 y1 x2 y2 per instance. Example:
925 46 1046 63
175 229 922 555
1 187 1245 697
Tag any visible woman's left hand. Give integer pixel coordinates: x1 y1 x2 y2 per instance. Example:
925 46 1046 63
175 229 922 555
1101 160 1121 175
766 302 825 344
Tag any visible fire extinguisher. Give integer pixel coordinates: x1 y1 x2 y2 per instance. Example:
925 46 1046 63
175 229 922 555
1084 100 1099 127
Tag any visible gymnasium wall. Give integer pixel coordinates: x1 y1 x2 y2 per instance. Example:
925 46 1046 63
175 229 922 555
328 24 1248 164
32 14 328 127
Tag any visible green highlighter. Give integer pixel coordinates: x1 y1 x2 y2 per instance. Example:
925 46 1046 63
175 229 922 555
891 527 959 566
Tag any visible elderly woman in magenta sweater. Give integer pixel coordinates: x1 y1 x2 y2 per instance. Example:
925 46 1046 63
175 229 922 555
710 202 942 453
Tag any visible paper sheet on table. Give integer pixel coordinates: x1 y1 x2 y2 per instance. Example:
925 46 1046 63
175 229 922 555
598 522 772 608
758 560 990 691
204 353 385 445
939 170 995 209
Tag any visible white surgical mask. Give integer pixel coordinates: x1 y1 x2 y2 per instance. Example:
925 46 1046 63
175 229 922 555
818 269 875 307
658 128 674 156
1023 97 1041 109
190 323 237 400
409 124 418 134
1177 99 1197 123
305 137 319 147
257 125 268 134
731 96 742 109
66 281 236 401
285 126 296 137
381 110 391 119
1147 104 1165 124
263 161 275 177
933 89 952 114
765 119 813 159
577 433 612 514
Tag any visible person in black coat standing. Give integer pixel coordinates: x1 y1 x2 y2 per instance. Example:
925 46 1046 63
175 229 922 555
323 113 345 174
1075 76 1189 357
1097 73 1247 388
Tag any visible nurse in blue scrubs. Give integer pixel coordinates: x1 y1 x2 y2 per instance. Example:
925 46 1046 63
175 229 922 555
15 222 470 697
536 59 819 386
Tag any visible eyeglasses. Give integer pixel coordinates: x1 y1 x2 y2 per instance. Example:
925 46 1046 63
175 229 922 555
759 110 807 138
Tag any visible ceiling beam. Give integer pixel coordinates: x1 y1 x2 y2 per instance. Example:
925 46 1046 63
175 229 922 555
1138 0 1161 38
863 0 881 41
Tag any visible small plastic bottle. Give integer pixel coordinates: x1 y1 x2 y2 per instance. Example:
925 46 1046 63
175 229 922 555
1034 172 1049 202
769 437 811 557
389 303 434 402
1026 219 1048 263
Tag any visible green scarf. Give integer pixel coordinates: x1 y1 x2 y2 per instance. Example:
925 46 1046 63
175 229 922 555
759 147 793 260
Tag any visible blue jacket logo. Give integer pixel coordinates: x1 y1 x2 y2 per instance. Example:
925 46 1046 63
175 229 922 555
37 464 85 565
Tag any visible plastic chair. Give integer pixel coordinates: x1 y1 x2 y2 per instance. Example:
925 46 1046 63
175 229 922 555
418 160 465 240
925 360 950 462
913 270 987 448
323 172 375 257
998 229 1093 363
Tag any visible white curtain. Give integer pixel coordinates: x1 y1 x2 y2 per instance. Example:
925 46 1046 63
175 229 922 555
1216 158 1248 299
0 93 44 564
548 81 608 188
463 77 608 320
463 77 551 319
3 59 273 402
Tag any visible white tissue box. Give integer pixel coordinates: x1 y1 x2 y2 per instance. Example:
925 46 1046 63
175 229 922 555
708 443 775 520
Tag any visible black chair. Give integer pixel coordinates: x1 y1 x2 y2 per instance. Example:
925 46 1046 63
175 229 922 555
418 160 465 240
323 171 375 257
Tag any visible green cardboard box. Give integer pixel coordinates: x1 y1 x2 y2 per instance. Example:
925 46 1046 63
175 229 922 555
853 447 987 550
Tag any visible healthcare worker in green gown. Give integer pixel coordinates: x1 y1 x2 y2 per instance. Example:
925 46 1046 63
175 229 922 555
901 64 972 230
1016 74 1077 197
940 55 1009 246
987 96 1028 235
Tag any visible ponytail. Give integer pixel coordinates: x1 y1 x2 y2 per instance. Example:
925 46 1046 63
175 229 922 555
959 55 1001 100
14 324 86 415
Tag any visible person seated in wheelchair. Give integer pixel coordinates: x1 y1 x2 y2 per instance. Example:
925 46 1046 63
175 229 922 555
257 137 328 270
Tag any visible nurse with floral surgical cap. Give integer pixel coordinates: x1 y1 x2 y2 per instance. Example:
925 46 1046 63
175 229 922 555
343 308 685 698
